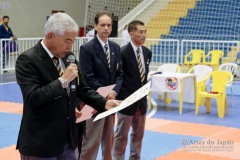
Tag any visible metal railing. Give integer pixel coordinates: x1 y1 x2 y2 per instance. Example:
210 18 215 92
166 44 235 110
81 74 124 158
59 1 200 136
0 37 239 74
0 38 42 74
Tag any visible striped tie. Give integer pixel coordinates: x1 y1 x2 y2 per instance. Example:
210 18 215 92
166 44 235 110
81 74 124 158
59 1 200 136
136 48 145 84
52 57 63 76
104 44 111 70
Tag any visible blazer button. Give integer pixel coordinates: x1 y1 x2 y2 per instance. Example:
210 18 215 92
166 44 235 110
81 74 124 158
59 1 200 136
67 117 70 120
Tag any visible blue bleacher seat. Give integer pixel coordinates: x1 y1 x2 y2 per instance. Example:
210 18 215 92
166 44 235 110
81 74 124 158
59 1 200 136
152 0 240 63
162 0 240 41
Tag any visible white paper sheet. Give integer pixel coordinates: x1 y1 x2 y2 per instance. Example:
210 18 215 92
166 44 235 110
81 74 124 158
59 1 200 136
93 82 151 122
76 84 115 123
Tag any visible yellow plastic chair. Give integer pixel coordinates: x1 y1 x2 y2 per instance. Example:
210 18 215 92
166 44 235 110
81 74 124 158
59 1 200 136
183 49 204 72
202 50 224 71
157 63 181 72
188 65 213 106
218 63 238 107
236 52 240 65
195 71 233 118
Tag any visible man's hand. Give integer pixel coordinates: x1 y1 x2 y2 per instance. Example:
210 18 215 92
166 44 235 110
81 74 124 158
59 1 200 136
92 109 97 114
80 102 85 109
62 63 78 83
11 36 17 41
75 108 82 119
105 100 121 110
107 90 117 100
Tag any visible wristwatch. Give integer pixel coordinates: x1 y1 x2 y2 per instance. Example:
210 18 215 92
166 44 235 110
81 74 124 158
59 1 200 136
58 77 68 88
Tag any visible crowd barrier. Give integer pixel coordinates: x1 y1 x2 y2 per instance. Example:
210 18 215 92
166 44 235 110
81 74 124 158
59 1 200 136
0 37 239 74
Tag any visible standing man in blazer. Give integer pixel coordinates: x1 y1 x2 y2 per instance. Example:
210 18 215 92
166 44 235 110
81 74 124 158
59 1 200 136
79 11 123 160
112 20 152 160
15 13 120 160
0 15 17 69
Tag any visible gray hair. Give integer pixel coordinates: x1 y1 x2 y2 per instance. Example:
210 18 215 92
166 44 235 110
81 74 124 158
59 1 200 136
43 13 79 37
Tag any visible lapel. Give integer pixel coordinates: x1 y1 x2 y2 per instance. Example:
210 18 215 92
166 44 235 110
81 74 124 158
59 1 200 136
93 37 110 72
142 46 149 75
127 44 141 79
126 44 149 84
37 42 59 79
109 41 115 72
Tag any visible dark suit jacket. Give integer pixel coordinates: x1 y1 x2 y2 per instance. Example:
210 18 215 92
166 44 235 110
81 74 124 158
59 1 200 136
15 41 107 157
79 36 123 102
0 24 15 53
118 43 152 116
0 24 14 38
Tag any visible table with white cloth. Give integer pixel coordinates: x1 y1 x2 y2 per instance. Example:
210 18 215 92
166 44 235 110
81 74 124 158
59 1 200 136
148 72 196 114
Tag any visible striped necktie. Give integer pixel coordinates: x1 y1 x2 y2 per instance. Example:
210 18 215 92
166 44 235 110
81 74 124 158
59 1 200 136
104 44 111 70
52 57 63 76
136 48 145 84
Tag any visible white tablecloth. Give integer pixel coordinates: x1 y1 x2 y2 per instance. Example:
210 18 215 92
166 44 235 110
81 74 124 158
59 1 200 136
149 72 196 103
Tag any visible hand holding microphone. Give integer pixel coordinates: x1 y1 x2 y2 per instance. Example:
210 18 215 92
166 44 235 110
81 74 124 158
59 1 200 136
68 55 77 91
61 55 78 90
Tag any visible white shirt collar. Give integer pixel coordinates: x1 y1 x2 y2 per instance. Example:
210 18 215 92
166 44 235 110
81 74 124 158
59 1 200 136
41 40 66 70
130 41 142 53
41 40 55 59
97 34 109 50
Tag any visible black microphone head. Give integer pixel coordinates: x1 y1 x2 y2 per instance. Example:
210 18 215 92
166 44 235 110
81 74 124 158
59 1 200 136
68 55 75 63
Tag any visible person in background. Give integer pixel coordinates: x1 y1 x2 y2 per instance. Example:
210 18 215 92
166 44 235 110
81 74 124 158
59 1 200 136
79 11 123 160
84 25 95 43
0 15 17 69
15 12 120 160
121 24 130 46
0 15 17 40
86 25 95 37
112 20 152 160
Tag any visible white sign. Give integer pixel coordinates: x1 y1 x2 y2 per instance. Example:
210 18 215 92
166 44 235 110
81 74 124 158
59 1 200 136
2 2 10 10
93 82 151 121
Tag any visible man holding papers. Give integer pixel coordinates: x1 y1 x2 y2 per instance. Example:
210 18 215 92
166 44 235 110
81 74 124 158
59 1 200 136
79 11 123 160
112 20 152 160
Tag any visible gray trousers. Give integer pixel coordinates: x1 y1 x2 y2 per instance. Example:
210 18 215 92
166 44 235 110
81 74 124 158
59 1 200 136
20 143 76 160
112 111 146 160
80 114 115 160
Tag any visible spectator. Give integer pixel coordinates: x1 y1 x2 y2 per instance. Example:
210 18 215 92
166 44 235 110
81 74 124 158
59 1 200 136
121 25 130 46
85 25 95 37
84 25 95 43
0 15 17 40
0 15 17 70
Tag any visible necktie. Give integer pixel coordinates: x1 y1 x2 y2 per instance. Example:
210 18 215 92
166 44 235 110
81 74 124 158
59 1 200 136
52 57 63 76
136 48 145 84
104 44 111 70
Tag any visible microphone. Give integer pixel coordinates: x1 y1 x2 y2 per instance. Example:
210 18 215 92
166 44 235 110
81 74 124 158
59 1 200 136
68 55 76 91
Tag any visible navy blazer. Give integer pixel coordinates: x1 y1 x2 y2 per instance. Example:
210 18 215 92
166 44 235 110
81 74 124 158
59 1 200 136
15 41 107 157
117 43 152 116
0 24 14 38
79 36 123 96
